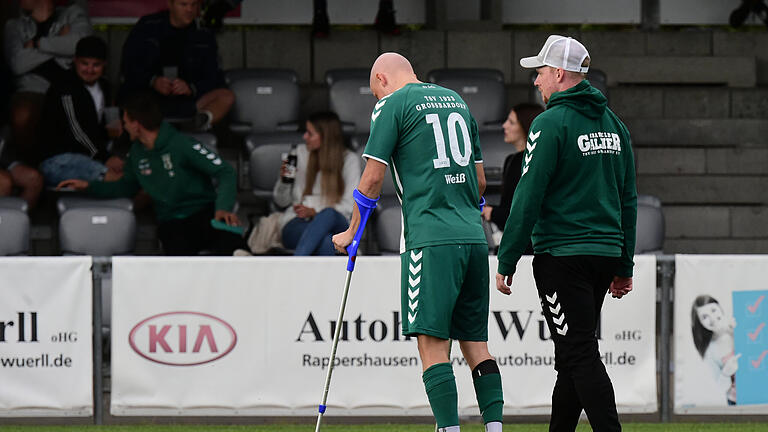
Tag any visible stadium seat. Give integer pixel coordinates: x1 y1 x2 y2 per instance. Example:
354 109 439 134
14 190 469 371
59 207 136 255
248 142 294 201
427 68 506 130
326 68 376 134
375 165 400 209
529 68 609 107
57 196 134 215
0 196 29 213
224 68 300 135
374 205 402 255
635 194 665 254
479 129 515 188
244 131 303 154
349 133 369 151
587 69 609 101
0 208 29 255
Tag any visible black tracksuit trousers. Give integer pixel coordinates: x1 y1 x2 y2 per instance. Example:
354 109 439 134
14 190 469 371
532 254 622 432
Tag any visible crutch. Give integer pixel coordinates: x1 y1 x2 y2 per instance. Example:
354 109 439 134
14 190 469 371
315 189 379 432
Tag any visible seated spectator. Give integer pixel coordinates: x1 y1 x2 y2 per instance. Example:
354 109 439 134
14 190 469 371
272 112 361 255
4 0 92 164
118 0 234 130
242 112 361 256
57 91 245 256
481 103 543 248
38 35 124 188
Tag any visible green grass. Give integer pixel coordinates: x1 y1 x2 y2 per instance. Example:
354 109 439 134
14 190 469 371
3 425 768 432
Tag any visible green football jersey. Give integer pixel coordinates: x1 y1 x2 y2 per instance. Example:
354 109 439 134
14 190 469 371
363 82 486 252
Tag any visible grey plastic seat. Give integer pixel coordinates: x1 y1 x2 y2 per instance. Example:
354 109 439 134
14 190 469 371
529 68 608 107
59 207 136 255
635 194 665 254
427 68 506 130
0 208 30 255
245 131 303 153
225 68 300 135
0 196 28 212
587 69 609 101
249 142 294 201
326 68 376 134
478 130 515 188
57 196 134 215
378 166 401 209
375 205 402 255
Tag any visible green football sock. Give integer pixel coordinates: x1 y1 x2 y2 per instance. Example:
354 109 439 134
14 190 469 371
472 359 504 425
422 362 459 428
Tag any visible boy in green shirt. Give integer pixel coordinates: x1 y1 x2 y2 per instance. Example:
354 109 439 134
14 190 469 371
58 91 244 255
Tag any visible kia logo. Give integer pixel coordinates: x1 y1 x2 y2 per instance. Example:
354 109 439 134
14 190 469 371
129 311 237 366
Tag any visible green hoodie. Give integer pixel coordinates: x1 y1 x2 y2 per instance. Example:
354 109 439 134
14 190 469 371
86 122 237 222
497 80 637 277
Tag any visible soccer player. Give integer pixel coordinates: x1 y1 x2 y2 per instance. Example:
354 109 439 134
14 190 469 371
332 53 503 432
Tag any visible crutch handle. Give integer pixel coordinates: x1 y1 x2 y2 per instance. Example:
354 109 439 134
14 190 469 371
346 189 379 271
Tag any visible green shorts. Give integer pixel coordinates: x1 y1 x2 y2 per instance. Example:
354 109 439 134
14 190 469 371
400 243 490 341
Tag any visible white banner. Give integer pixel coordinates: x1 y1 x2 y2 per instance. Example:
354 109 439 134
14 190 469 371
0 257 93 417
674 255 768 414
111 255 656 416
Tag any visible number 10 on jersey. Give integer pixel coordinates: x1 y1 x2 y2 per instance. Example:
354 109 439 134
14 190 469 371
426 112 472 169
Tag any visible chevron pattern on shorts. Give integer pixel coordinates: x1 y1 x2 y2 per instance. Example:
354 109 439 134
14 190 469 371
408 250 422 324
545 292 568 336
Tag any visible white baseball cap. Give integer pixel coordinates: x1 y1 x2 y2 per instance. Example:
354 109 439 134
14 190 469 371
520 35 590 73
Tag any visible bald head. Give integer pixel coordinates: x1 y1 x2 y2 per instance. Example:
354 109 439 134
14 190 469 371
369 52 420 100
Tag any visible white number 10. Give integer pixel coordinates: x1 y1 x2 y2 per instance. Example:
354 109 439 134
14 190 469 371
426 112 472 169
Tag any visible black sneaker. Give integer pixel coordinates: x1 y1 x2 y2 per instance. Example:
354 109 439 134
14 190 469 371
192 111 213 131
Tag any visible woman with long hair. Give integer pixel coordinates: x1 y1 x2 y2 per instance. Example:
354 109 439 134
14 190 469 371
273 111 361 255
691 295 739 405
482 103 543 248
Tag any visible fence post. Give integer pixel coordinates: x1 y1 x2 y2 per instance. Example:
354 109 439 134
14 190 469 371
658 256 675 422
91 257 110 425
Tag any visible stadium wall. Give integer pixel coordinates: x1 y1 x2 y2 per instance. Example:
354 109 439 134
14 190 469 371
89 26 768 254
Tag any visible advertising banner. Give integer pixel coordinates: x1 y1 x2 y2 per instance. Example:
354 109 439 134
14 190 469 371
111 255 656 416
674 255 768 414
0 257 93 417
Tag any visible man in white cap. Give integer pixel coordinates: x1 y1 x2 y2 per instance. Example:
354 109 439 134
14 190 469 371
495 35 637 431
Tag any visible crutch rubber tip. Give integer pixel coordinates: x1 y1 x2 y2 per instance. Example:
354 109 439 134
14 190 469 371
318 404 327 414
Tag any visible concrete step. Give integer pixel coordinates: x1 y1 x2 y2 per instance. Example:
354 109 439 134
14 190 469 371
663 205 768 239
610 86 768 120
597 56 756 87
664 239 768 254
638 175 768 204
636 147 768 175
624 118 768 147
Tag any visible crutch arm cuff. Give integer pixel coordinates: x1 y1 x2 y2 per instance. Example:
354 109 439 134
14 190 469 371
346 189 379 271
